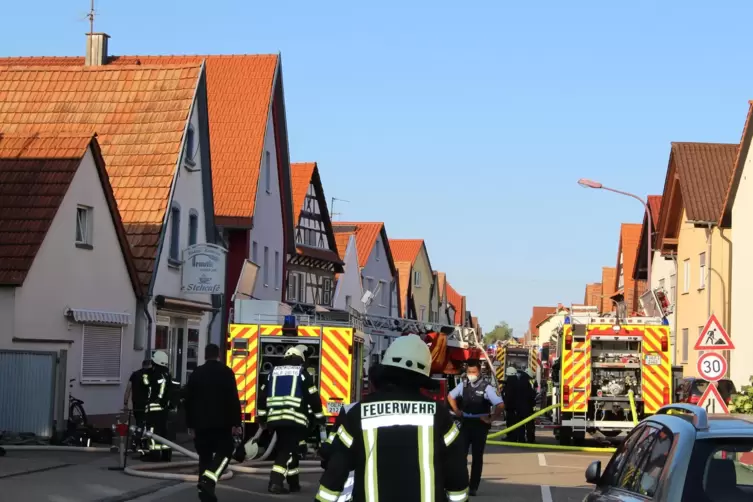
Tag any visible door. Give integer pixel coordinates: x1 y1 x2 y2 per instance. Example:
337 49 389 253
169 318 187 384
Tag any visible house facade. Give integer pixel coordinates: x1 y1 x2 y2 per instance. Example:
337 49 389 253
430 272 441 323
536 308 568 345
332 233 364 313
600 267 617 313
332 222 399 319
434 272 448 323
389 239 433 321
0 133 141 424
584 283 603 309
445 281 463 326
721 104 753 386
655 142 736 377
286 163 343 311
0 44 218 405
528 306 557 343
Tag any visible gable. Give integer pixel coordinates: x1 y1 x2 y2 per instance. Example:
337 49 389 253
721 102 753 227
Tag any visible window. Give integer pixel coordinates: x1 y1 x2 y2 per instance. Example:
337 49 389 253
264 150 271 193
670 274 676 303
375 241 381 261
683 259 690 293
274 251 280 289
297 272 305 301
614 426 672 497
364 277 374 293
263 246 269 287
659 278 665 291
323 278 333 306
420 306 426 321
169 206 181 262
75 205 93 247
699 252 706 289
413 270 422 287
698 326 704 357
379 280 387 306
188 210 198 246
682 328 689 363
81 324 123 383
185 125 196 162
345 295 352 308
288 273 298 301
601 424 647 486
252 241 258 263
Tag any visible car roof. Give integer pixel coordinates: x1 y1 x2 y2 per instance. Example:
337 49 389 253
644 405 753 439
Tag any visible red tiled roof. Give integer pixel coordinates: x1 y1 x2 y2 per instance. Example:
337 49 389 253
721 102 753 227
290 162 316 225
0 132 141 293
584 283 603 308
333 232 352 262
671 142 738 222
395 262 412 315
332 222 384 267
0 63 201 287
435 271 446 301
446 281 465 324
647 195 662 229
529 306 556 336
601 267 616 313
0 54 280 223
388 239 424 264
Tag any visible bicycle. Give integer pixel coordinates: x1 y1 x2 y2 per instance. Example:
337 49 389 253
60 378 92 447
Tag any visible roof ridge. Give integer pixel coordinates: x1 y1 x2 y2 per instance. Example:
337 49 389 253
0 63 203 71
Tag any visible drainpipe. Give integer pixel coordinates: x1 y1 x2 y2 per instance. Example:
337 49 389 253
670 253 678 367
706 223 713 319
143 297 154 355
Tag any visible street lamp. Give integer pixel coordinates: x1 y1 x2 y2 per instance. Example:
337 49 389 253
577 178 653 291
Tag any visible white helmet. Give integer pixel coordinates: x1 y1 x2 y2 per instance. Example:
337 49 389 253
152 350 169 368
525 368 536 379
382 334 431 377
505 366 518 377
285 344 309 360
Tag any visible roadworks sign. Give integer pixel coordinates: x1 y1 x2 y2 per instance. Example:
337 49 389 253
694 314 734 350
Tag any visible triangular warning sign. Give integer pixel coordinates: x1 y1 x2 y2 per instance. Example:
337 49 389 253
694 314 734 350
698 383 729 415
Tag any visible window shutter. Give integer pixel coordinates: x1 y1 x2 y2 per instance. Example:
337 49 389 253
81 325 122 383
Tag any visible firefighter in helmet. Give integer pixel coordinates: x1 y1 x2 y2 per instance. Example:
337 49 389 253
142 350 174 461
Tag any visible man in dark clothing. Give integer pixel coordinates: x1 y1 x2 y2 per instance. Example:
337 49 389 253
257 344 323 494
447 359 504 496
516 368 536 444
183 344 242 502
502 366 520 442
142 350 175 462
124 359 151 451
316 334 469 502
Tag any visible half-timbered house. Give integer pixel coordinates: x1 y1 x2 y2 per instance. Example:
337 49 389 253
286 163 344 313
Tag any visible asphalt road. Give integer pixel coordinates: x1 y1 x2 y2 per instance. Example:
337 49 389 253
0 433 612 502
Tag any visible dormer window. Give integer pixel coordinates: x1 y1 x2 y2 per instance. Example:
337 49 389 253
184 125 197 169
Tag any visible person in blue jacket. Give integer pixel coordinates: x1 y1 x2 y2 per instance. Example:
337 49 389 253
446 360 505 496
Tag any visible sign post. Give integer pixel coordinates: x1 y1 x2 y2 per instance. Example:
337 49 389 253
694 314 734 415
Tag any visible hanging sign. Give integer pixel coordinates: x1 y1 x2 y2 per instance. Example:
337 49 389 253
181 243 227 294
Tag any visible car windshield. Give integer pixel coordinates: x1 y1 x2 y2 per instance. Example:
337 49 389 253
682 438 753 502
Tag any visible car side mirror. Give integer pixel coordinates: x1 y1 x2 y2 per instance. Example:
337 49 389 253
585 460 602 484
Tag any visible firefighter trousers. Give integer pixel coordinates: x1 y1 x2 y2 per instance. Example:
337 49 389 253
195 428 235 486
270 427 305 488
143 410 171 461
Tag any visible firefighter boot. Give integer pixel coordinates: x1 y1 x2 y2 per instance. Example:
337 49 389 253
268 482 290 495
197 478 218 502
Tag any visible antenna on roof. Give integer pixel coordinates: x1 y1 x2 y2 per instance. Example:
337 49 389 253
330 197 350 221
87 0 95 34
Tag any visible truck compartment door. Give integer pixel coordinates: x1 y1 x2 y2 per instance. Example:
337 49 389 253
227 324 260 422
320 327 354 416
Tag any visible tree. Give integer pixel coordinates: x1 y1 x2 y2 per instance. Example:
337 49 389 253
483 322 513 345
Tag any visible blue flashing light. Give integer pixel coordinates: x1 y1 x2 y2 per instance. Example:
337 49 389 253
564 316 571 324
284 315 297 327
661 317 669 326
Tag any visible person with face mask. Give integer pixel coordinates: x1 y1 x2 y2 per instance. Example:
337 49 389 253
446 359 504 496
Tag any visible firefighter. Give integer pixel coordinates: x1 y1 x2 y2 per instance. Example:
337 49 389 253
124 359 151 451
503 366 520 442
315 334 469 502
447 359 504 496
257 344 324 494
183 344 243 502
516 368 536 444
142 350 173 461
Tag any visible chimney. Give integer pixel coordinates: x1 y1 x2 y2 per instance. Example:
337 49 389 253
85 33 110 66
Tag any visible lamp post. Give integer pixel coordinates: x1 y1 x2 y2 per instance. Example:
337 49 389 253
577 178 653 292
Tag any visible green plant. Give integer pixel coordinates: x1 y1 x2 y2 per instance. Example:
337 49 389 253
728 377 753 414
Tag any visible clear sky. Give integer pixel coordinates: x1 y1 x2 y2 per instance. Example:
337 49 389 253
2 1 751 335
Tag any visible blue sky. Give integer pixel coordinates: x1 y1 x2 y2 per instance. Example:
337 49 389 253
3 1 752 335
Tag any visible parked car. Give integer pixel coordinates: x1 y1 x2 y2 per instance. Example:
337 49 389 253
676 377 737 405
583 404 753 501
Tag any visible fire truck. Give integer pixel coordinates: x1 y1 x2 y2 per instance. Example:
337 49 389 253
226 300 488 435
493 339 539 389
551 305 672 445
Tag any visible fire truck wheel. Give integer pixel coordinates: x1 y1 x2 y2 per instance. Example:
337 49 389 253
573 432 586 446
559 426 572 446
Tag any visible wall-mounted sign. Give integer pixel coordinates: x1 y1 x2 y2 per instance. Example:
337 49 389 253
181 243 227 295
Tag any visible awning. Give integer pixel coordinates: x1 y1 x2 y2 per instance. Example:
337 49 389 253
155 295 215 315
66 309 132 326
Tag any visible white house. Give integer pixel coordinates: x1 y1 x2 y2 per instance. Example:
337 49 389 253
720 102 753 387
0 40 220 396
332 233 365 313
286 162 344 312
0 133 141 430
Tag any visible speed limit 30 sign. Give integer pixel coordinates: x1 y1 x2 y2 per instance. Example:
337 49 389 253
697 352 728 382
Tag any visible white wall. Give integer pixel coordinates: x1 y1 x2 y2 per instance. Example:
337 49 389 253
150 97 212 364
0 288 15 342
360 236 394 318
249 107 285 301
730 140 753 387
333 235 364 313
0 149 138 417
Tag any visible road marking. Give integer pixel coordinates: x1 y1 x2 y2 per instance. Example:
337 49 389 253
543 464 582 470
538 453 547 466
541 485 553 502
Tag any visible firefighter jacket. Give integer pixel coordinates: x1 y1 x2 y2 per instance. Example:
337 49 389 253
183 360 242 430
143 366 175 412
257 360 323 428
316 387 469 502
320 402 357 468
